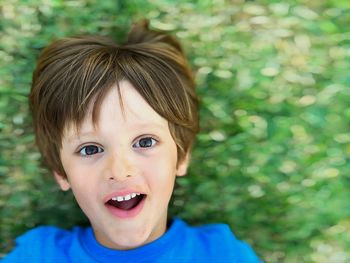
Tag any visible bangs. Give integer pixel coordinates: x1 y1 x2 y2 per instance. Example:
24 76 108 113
67 45 195 137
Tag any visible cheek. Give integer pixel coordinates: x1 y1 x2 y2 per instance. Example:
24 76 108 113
143 146 177 168
69 178 99 217
140 153 177 187
63 164 99 201
63 155 100 180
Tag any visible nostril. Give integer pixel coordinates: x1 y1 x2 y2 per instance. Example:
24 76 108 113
108 174 131 181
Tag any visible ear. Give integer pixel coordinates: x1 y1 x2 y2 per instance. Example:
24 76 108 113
176 154 190 177
53 171 71 191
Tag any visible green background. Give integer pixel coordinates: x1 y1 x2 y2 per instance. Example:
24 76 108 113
1 0 350 262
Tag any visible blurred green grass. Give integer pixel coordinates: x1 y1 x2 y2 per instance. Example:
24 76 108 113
1 1 350 262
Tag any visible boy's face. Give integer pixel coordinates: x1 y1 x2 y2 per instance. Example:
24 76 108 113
54 80 188 250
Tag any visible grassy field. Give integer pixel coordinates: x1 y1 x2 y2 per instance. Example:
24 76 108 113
1 0 350 262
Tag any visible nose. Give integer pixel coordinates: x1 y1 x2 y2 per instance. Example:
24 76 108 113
105 150 136 181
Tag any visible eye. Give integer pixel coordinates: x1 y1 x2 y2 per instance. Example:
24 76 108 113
133 137 157 148
78 145 104 156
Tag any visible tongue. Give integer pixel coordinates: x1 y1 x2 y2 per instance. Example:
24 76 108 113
108 195 143 211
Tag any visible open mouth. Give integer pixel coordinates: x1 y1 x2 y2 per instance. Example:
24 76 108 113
106 193 146 212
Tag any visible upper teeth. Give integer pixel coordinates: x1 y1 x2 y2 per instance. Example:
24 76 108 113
111 193 141 202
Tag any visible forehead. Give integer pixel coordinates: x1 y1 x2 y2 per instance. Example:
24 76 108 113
63 80 168 139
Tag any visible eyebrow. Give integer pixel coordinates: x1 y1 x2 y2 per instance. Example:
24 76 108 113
66 122 168 142
129 122 168 129
66 131 97 143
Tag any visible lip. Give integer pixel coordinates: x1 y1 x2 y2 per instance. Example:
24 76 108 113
105 195 146 219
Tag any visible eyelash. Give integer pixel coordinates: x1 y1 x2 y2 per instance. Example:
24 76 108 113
77 137 158 157
132 137 158 149
78 145 104 156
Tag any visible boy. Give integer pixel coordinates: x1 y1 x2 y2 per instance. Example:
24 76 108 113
2 20 261 262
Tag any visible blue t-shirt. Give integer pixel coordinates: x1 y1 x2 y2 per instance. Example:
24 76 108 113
2 218 261 262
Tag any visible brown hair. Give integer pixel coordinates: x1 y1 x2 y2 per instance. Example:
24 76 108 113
30 20 199 178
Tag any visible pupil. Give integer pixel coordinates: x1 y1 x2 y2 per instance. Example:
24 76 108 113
86 145 98 155
140 138 152 147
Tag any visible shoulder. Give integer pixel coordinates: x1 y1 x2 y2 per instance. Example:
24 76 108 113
13 225 79 248
18 225 71 240
1 225 87 262
175 219 261 263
